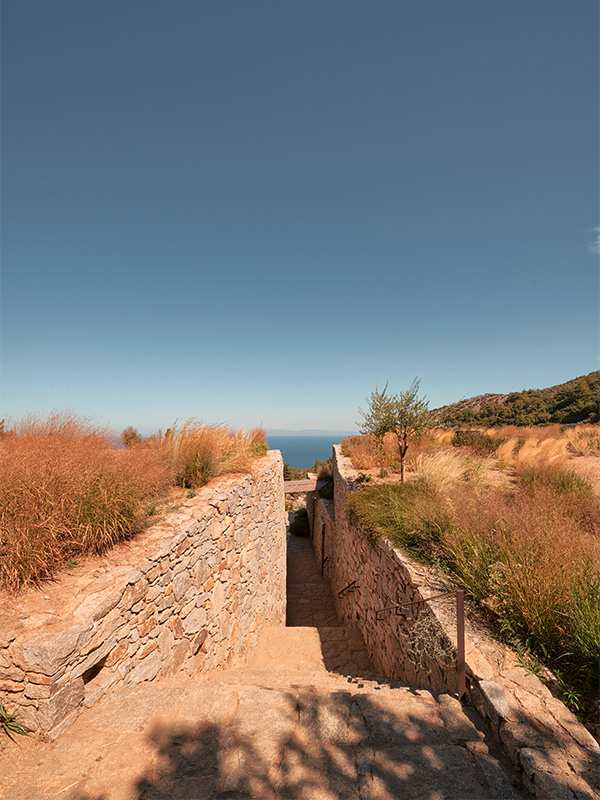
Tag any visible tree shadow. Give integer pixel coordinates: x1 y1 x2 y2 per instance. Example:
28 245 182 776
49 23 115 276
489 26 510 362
68 684 531 800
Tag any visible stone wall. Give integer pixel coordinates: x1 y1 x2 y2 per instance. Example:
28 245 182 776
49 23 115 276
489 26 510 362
306 446 600 800
0 451 286 739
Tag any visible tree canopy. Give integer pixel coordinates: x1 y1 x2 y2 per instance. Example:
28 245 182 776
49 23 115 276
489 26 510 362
358 378 429 481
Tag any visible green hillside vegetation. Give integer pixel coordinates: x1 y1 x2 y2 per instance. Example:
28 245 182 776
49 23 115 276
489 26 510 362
432 371 599 428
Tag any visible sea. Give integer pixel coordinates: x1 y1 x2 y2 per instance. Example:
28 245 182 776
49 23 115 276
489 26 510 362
266 434 349 469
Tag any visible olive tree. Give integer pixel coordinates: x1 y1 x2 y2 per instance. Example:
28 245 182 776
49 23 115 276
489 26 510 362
358 378 429 482
392 378 429 482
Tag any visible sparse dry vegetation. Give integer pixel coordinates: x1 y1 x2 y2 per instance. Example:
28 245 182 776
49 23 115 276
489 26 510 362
0 413 267 591
345 422 600 728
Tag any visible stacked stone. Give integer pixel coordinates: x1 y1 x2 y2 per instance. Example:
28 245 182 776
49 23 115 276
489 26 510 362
0 452 286 740
311 445 600 800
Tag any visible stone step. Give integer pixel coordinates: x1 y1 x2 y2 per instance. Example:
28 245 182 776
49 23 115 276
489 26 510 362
0 671 524 800
142 677 522 800
247 625 374 675
202 665 413 693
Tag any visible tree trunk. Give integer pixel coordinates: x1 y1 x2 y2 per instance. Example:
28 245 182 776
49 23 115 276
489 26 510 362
397 437 408 483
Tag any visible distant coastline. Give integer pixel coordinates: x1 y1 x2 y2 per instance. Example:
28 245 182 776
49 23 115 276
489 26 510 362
266 434 350 469
266 429 353 437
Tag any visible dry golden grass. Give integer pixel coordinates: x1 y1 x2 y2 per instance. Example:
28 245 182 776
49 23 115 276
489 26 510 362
0 414 268 590
347 453 600 724
485 424 565 442
415 450 494 492
341 430 442 474
430 429 455 446
0 413 170 590
147 421 267 488
341 435 379 469
565 425 600 456
514 437 570 477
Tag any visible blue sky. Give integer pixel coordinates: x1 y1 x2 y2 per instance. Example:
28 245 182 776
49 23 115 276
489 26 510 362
2 1 598 434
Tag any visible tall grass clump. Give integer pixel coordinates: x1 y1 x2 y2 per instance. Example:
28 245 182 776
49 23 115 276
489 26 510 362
0 413 171 590
566 424 600 456
1 415 268 590
416 450 494 492
341 435 381 469
149 422 267 489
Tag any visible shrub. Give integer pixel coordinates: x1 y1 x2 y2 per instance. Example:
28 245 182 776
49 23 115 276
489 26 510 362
289 507 310 537
121 426 142 447
452 430 502 456
1 701 29 743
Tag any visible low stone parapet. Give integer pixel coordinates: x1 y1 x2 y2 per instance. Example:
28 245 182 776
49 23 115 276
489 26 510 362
0 451 286 739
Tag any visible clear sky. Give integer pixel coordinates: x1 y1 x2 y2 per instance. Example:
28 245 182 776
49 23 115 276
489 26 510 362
2 1 598 434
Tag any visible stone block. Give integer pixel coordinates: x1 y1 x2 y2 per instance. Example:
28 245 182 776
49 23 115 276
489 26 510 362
138 615 157 638
170 616 185 639
500 721 556 765
194 560 213 586
121 578 149 611
9 702 39 733
18 625 90 676
164 640 191 677
478 680 513 728
192 629 208 654
173 570 190 602
183 607 208 636
91 589 123 621
72 636 116 679
128 649 162 684
83 669 118 708
437 693 482 742
37 677 85 731
158 626 175 657
0 664 25 683
544 695 600 752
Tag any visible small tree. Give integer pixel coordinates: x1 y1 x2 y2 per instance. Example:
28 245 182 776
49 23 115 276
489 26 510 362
358 378 429 482
392 378 429 483
358 384 397 455
121 426 142 447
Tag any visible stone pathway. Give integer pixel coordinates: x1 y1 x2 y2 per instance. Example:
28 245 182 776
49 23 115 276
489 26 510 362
286 533 341 628
0 533 526 800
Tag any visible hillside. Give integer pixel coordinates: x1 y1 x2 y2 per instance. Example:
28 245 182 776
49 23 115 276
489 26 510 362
431 371 600 427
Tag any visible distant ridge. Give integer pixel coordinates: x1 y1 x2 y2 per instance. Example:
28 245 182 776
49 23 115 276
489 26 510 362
431 371 600 427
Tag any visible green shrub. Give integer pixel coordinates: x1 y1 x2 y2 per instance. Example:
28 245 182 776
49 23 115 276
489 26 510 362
289 508 310 537
452 430 503 456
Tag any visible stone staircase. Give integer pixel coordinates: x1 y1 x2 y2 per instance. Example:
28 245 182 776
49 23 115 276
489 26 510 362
0 534 526 800
184 622 524 800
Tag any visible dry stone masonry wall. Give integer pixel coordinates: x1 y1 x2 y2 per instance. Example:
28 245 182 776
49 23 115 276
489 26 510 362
0 452 286 739
306 445 600 800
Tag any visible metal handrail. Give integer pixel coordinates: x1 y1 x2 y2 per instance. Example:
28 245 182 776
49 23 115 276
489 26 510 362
375 589 466 702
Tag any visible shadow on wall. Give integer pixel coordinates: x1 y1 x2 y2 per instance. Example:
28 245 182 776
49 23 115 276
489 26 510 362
60 687 557 800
